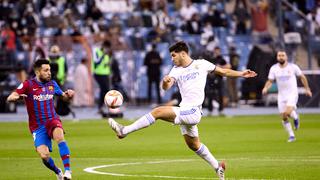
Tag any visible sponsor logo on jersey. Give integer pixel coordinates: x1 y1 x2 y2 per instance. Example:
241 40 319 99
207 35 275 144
33 94 54 101
179 72 199 82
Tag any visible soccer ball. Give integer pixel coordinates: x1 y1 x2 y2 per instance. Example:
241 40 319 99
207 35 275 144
104 90 123 108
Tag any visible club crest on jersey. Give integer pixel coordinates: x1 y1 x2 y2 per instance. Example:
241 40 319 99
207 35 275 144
49 86 53 91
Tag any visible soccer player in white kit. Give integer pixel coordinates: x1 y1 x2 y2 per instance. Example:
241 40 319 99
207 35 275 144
108 41 257 180
262 50 312 142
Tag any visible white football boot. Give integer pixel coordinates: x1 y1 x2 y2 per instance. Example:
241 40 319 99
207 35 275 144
56 168 64 180
108 118 126 139
64 170 72 180
216 161 226 180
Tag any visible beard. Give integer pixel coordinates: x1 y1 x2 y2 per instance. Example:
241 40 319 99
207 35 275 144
278 60 285 65
39 75 51 83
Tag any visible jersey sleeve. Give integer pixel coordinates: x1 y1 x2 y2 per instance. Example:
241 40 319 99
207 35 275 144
202 60 216 72
15 80 29 95
53 81 63 96
168 67 179 81
268 66 275 80
293 64 303 76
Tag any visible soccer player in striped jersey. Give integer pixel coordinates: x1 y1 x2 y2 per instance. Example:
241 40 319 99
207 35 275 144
108 41 257 180
7 59 74 180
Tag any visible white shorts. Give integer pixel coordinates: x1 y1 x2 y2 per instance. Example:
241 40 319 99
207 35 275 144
172 106 202 137
278 95 298 113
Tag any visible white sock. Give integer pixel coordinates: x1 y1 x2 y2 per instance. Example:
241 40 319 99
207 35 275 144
282 120 295 137
122 113 155 135
290 111 299 120
195 143 219 170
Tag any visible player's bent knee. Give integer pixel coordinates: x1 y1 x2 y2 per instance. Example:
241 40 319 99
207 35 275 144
151 107 165 119
52 128 65 143
37 149 50 160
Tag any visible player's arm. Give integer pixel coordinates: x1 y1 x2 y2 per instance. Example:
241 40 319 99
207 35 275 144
7 92 27 102
262 79 273 95
299 74 312 97
214 66 257 78
162 75 175 91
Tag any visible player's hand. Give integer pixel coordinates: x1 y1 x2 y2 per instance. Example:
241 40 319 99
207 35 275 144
64 89 74 98
7 93 27 102
262 88 268 95
305 88 312 97
242 69 257 78
163 75 172 84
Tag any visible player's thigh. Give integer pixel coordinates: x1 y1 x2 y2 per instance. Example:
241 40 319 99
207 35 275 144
33 127 53 152
183 133 201 151
173 106 202 125
284 106 295 115
277 99 287 114
151 106 176 123
180 124 199 138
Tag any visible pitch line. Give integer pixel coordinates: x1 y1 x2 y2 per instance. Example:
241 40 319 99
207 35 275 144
83 159 280 180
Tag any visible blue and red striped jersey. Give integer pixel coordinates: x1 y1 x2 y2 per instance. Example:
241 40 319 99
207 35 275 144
15 78 63 132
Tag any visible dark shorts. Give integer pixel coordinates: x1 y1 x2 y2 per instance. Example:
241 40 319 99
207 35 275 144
45 119 64 139
32 120 64 152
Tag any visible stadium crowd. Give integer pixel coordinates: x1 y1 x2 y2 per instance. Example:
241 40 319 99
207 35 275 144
1 0 320 114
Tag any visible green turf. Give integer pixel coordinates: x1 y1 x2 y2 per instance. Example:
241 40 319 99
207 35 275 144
0 114 320 180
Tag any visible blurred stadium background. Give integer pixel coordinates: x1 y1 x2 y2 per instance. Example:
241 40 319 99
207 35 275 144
0 0 320 179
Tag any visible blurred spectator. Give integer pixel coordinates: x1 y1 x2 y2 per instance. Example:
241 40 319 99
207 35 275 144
233 1 249 34
87 3 103 21
227 46 240 107
1 24 17 66
41 1 61 28
96 0 133 13
49 45 68 87
127 12 144 27
144 44 162 104
186 13 202 34
73 58 91 107
179 0 197 21
249 0 269 34
152 5 171 31
203 5 228 28
92 40 111 114
21 6 39 36
204 47 230 116
111 56 129 102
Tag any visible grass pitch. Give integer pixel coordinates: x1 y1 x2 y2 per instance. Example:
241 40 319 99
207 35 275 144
0 114 320 180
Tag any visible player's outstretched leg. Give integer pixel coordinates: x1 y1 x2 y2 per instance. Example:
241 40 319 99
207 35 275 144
290 110 299 130
108 112 156 138
37 145 63 179
108 106 176 138
53 128 72 180
184 135 225 180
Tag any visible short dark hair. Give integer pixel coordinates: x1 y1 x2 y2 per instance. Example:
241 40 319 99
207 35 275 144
33 58 50 70
169 41 189 53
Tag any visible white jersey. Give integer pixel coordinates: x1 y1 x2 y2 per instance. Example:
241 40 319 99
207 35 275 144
268 63 302 98
169 59 216 107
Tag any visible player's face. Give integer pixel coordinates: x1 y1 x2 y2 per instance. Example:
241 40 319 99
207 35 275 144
170 52 183 66
277 51 287 65
36 64 51 82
